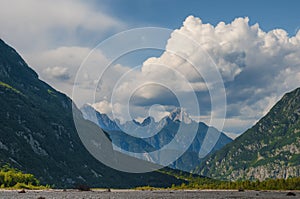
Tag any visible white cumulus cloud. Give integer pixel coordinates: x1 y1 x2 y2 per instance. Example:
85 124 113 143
92 16 300 134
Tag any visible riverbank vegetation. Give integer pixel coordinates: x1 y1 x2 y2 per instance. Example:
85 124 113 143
136 170 300 190
0 165 49 189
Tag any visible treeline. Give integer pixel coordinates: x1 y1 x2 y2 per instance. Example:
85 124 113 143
0 165 48 189
181 177 300 190
152 170 300 190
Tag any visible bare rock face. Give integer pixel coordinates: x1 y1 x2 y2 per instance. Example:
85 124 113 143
230 165 300 181
196 87 300 181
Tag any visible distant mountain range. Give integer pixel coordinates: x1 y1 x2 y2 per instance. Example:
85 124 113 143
81 105 232 172
195 87 300 181
0 39 186 188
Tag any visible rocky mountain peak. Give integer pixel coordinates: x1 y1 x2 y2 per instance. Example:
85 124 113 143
168 107 192 124
140 116 155 126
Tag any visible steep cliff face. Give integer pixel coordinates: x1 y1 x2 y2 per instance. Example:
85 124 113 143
0 39 185 188
195 87 300 181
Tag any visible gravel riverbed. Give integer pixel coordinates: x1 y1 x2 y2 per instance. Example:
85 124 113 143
0 189 298 199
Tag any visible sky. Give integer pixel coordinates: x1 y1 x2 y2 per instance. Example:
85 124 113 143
97 0 300 35
1 0 300 135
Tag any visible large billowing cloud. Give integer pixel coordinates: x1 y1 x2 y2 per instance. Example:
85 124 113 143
93 16 300 134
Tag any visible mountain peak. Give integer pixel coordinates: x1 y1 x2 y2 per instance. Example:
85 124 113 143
140 116 155 126
0 39 38 83
168 107 192 124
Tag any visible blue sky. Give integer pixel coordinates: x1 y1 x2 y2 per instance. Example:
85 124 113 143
97 0 300 35
1 0 300 136
90 0 300 70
